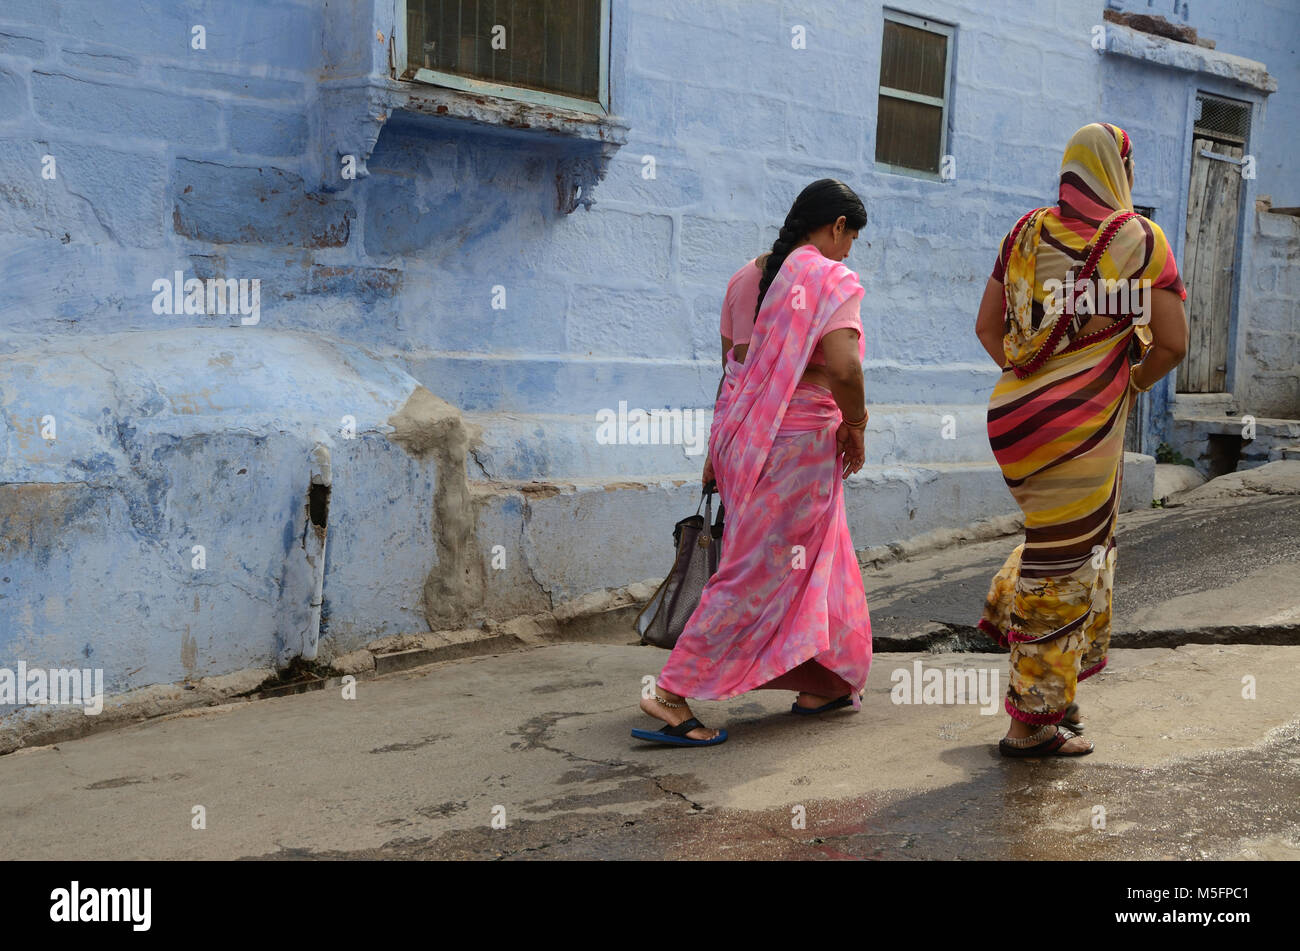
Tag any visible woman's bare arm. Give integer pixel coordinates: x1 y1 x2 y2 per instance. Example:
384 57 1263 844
1132 288 1188 390
821 328 865 421
975 277 1006 367
821 328 867 477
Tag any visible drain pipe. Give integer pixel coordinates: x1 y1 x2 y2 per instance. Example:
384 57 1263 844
303 441 332 661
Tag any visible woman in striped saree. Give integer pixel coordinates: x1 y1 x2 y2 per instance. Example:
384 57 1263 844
633 180 872 747
973 123 1188 757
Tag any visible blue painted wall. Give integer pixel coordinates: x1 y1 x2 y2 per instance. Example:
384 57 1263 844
0 0 1294 702
1106 0 1300 426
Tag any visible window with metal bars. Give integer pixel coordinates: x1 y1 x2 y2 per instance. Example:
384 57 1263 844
402 0 609 114
875 10 954 177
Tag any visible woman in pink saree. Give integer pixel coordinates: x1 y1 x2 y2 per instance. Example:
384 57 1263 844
633 180 873 747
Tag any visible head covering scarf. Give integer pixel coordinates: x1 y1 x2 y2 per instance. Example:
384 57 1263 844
1002 123 1182 375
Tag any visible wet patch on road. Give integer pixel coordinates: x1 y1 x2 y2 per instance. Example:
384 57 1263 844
658 721 1300 861
242 720 1299 860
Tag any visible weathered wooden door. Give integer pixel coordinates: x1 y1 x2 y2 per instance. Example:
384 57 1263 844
1178 137 1243 393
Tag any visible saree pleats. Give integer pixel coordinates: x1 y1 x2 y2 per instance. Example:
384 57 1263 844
980 332 1133 723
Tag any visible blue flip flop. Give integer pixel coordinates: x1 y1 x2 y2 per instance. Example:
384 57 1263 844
790 694 854 715
631 717 728 747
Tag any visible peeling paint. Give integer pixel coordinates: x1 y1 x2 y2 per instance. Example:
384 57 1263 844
603 481 649 492
180 625 197 679
387 386 484 629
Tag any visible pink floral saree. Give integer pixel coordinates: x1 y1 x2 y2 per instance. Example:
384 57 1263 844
656 246 873 705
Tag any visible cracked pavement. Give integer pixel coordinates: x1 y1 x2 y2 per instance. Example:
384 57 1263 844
1 640 1297 860
3 468 1298 860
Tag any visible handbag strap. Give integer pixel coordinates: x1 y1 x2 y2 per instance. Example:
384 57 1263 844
695 483 714 515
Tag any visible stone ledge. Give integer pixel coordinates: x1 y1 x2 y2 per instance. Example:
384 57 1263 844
313 76 629 207
390 80 629 148
1172 415 1300 436
1103 22 1277 92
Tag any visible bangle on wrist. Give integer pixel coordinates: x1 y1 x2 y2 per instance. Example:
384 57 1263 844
843 412 867 430
1129 365 1154 393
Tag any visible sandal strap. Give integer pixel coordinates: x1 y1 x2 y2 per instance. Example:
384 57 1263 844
1002 722 1057 748
661 717 704 737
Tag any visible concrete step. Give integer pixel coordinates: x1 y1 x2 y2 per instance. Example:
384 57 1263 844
1170 392 1239 417
1170 413 1300 437
1168 413 1300 475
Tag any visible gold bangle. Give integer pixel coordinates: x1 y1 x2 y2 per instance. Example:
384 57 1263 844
1129 365 1154 393
843 412 868 430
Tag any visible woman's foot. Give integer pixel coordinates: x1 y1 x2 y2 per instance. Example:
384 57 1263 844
639 686 720 741
1004 716 1092 755
790 692 855 715
795 691 836 710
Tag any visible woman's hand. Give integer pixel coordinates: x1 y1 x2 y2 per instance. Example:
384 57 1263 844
702 454 715 487
836 423 865 479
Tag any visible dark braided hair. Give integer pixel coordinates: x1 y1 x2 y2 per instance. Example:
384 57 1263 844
756 178 867 319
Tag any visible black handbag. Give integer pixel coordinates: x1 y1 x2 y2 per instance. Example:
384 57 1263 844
635 484 725 649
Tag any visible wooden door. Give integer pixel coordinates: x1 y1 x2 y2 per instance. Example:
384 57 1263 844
1178 137 1243 393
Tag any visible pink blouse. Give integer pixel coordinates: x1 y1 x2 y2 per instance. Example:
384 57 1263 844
720 257 863 364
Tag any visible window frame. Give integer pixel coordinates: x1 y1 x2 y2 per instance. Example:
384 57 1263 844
393 0 612 117
874 9 955 182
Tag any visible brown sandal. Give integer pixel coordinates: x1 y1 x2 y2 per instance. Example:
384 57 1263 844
999 723 1093 758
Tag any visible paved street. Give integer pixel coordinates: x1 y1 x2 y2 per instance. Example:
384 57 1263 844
869 489 1300 650
0 640 1296 860
2 465 1297 861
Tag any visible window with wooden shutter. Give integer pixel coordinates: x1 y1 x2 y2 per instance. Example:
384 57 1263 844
402 0 610 115
875 11 954 177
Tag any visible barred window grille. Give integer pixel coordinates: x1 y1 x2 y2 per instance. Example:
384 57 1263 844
405 0 607 112
875 11 954 176
1194 93 1250 146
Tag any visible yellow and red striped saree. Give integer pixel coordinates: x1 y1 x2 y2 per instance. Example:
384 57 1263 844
979 123 1185 724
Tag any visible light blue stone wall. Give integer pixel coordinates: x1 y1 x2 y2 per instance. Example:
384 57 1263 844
0 0 1293 697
